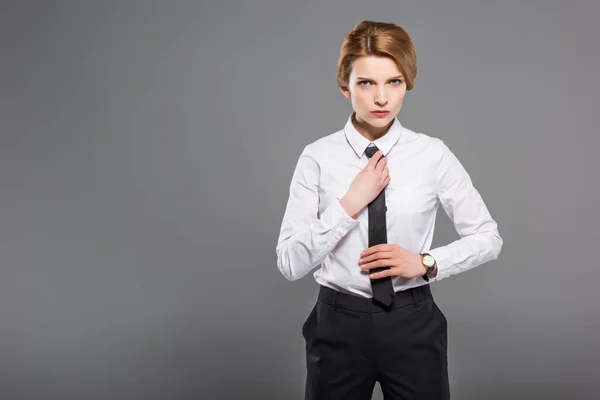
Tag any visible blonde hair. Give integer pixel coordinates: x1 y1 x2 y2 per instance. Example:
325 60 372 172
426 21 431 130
337 21 417 91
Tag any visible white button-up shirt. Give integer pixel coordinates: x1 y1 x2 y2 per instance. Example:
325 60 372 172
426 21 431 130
276 113 503 297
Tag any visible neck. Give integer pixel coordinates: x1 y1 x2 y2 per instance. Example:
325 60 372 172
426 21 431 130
352 113 394 142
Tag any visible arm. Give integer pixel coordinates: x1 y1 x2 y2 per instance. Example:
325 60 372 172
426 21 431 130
427 140 503 282
276 146 359 281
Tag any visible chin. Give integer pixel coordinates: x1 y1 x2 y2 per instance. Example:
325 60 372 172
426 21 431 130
369 116 394 126
356 112 395 127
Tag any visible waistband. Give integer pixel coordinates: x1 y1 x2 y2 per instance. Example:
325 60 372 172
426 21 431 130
318 284 431 313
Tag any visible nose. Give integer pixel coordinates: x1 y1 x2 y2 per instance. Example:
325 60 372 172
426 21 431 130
374 87 388 106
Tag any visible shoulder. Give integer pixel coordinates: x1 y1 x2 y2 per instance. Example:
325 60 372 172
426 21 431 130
403 126 473 189
300 128 346 159
400 124 450 160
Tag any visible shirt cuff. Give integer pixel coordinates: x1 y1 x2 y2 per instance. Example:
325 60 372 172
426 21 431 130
320 199 359 232
427 247 454 281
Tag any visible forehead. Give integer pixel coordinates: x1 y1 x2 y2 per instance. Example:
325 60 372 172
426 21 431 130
350 56 402 79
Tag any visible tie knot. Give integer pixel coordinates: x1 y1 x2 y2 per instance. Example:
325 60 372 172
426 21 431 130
365 145 380 158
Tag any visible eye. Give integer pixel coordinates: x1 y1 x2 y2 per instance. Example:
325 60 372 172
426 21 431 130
358 80 371 87
390 79 403 85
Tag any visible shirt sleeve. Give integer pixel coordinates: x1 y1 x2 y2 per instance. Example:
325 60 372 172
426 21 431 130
427 140 503 282
276 145 360 281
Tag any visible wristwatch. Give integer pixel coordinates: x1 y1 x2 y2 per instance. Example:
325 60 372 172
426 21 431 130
420 253 436 277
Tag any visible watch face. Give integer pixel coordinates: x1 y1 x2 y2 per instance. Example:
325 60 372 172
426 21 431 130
423 255 435 267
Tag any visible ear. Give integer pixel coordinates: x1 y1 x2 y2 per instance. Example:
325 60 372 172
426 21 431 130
339 85 351 99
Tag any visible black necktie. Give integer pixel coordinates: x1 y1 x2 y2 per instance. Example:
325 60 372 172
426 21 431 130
364 145 395 307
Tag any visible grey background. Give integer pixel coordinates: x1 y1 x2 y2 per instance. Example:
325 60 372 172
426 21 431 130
1 0 599 399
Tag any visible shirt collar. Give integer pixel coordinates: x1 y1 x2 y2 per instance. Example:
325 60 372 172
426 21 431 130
343 112 403 158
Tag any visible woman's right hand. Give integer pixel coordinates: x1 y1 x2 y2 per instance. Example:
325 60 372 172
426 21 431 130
339 150 390 219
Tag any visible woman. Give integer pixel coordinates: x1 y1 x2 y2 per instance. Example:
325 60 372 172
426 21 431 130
276 20 502 400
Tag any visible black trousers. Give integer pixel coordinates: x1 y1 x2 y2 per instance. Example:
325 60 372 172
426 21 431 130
302 284 450 400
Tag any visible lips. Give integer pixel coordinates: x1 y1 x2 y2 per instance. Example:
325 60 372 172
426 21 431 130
371 110 389 117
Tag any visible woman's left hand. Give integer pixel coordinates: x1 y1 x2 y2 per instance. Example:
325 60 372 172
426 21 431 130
358 244 425 279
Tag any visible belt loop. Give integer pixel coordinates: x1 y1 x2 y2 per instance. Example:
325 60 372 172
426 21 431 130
411 287 417 307
332 290 339 310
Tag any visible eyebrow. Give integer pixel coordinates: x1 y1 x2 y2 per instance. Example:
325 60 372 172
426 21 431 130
356 75 404 80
